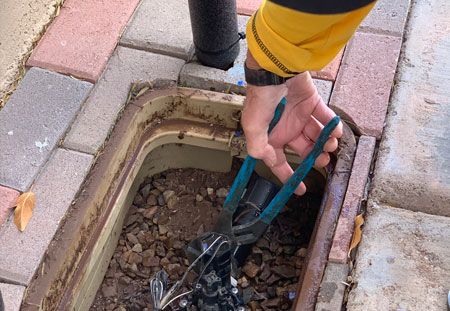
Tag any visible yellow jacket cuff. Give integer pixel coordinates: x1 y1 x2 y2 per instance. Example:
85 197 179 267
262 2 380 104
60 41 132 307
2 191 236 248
246 0 376 77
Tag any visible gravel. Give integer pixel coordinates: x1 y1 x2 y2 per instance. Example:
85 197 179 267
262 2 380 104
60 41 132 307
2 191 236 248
90 164 322 311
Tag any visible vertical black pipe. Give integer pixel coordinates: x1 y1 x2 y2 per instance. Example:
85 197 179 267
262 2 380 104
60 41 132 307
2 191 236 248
188 0 240 69
0 290 4 311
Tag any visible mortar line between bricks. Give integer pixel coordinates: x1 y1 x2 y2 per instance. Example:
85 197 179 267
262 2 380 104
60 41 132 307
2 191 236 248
0 277 27 287
0 184 22 193
58 146 98 159
356 28 404 37
118 42 191 61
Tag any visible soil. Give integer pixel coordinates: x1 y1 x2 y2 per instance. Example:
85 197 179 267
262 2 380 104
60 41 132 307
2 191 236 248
90 161 322 311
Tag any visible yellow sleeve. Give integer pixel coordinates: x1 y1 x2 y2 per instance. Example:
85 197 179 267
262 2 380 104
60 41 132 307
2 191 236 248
246 0 376 77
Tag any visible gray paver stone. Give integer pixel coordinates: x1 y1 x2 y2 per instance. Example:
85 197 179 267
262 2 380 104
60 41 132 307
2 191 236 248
63 46 185 154
313 79 333 105
0 67 92 192
370 0 450 216
120 0 193 60
315 262 349 311
347 204 450 311
358 0 411 37
0 283 25 311
0 148 93 285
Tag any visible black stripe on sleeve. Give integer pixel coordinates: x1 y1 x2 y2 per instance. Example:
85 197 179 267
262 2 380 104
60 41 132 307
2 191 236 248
268 0 376 14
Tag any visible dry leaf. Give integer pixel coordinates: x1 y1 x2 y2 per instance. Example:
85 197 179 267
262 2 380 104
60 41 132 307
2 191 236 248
348 214 364 258
13 189 36 232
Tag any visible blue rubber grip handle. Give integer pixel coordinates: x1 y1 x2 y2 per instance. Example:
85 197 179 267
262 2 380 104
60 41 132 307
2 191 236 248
223 98 286 213
259 116 340 224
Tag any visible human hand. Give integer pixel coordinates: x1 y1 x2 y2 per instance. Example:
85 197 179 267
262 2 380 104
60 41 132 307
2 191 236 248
242 72 343 195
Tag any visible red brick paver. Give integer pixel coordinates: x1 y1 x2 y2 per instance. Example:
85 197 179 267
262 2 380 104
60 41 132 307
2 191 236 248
329 33 402 139
27 0 141 82
237 0 261 16
0 186 19 227
310 49 344 82
329 136 376 263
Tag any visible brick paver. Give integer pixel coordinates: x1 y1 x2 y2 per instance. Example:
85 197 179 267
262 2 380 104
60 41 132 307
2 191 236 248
120 0 193 60
63 46 185 154
0 283 25 311
0 148 92 285
310 49 344 82
328 136 376 263
0 67 92 192
27 0 141 82
358 0 411 37
0 186 20 227
329 32 402 139
237 0 261 16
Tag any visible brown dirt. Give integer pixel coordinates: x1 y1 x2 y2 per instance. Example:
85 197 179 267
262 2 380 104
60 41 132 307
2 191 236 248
90 162 322 311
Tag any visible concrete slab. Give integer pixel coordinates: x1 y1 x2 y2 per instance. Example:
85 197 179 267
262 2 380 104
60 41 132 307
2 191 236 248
120 0 193 60
0 283 25 311
315 262 349 311
63 46 184 154
0 186 20 227
0 67 92 192
370 0 450 216
0 0 59 104
329 136 376 263
27 0 141 82
0 148 93 285
347 204 450 311
358 0 411 37
329 32 402 139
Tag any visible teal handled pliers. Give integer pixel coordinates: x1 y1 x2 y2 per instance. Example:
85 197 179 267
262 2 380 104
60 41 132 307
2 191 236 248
212 98 340 245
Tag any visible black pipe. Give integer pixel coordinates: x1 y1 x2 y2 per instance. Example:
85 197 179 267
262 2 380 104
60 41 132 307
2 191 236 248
188 0 241 69
0 290 4 311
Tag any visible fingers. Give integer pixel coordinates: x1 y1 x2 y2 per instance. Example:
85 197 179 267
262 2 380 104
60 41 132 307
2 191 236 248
303 116 339 153
287 73 343 139
288 134 331 167
242 85 287 165
263 148 307 196
324 137 338 153
311 99 343 139
303 116 322 142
